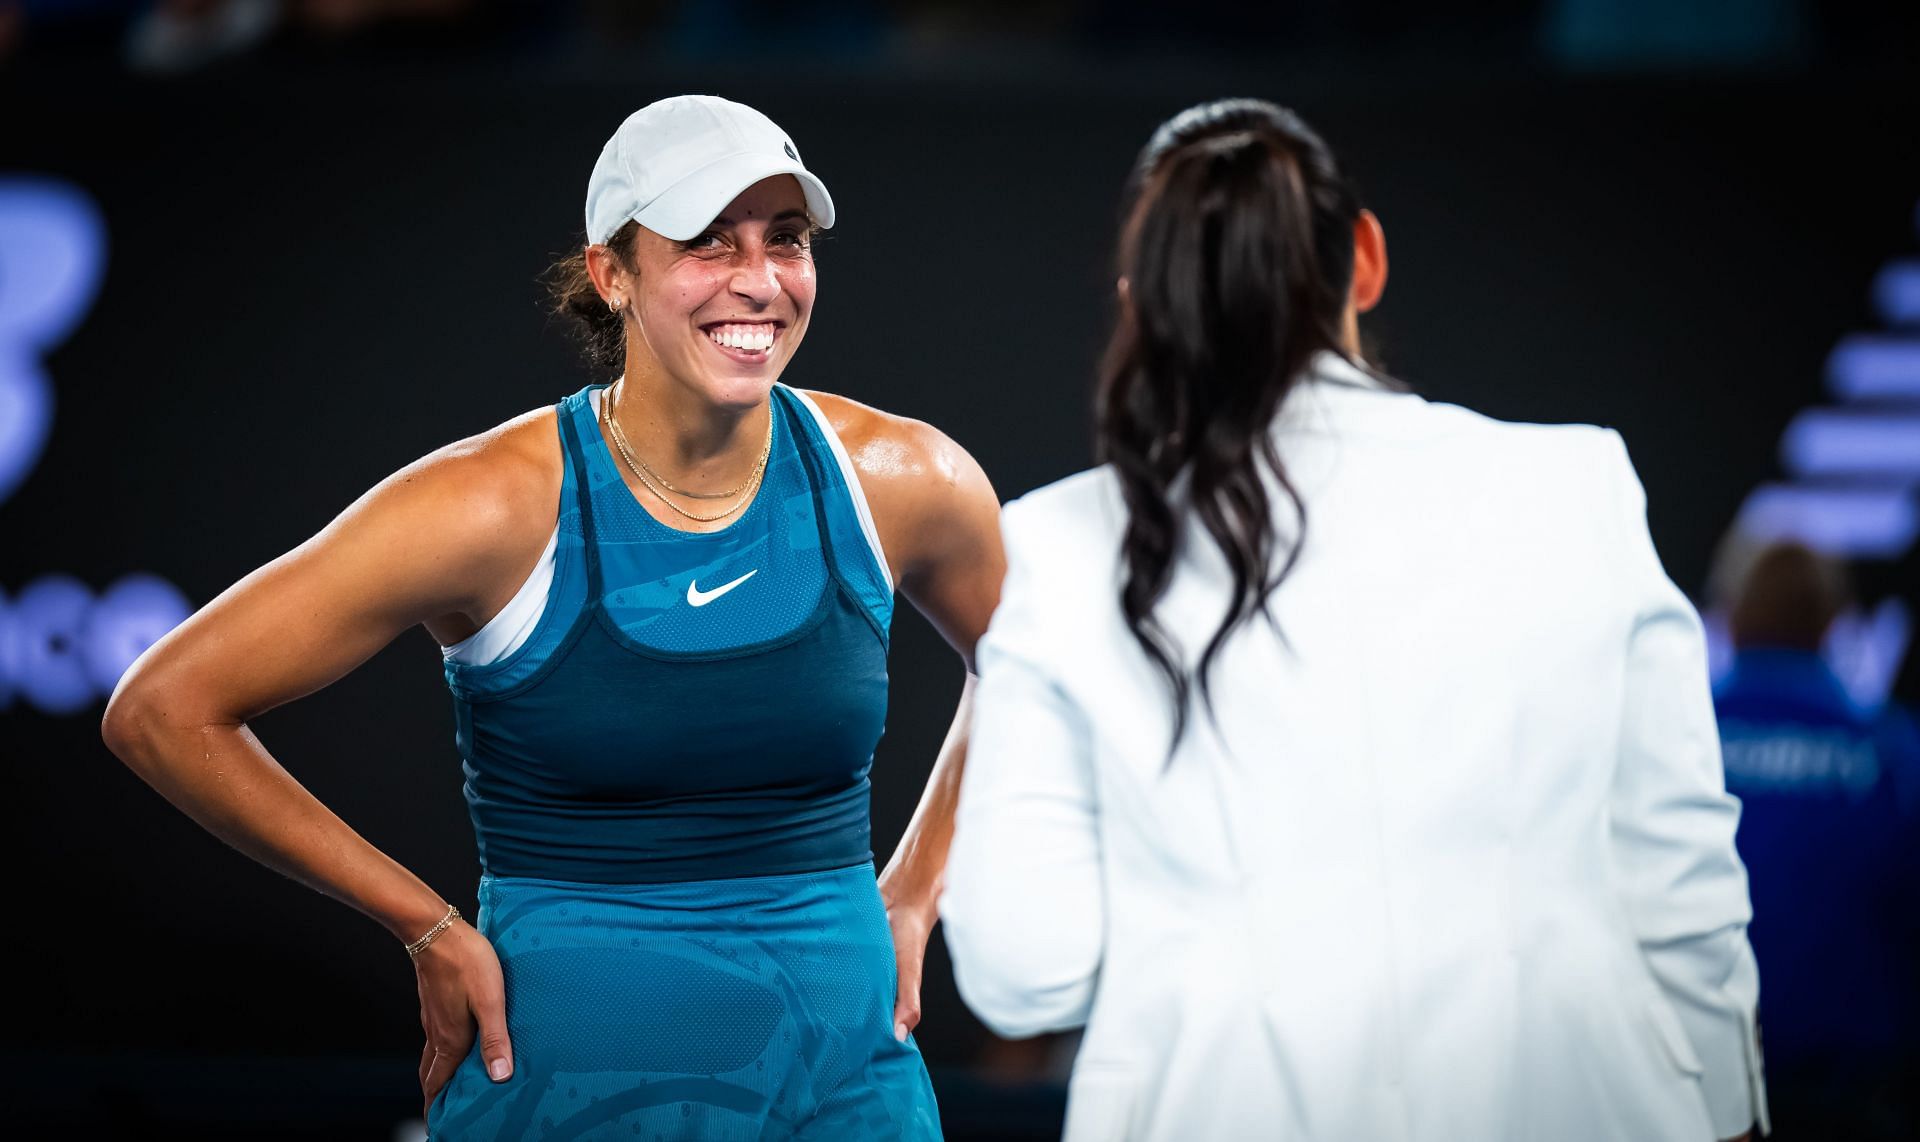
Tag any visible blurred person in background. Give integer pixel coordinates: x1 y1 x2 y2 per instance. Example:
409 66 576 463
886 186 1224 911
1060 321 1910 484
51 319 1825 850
1713 539 1920 1139
101 95 1003 1139
941 98 1765 1141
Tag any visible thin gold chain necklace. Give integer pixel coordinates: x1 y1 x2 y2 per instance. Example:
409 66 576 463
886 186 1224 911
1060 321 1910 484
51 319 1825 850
607 384 766 500
601 386 772 525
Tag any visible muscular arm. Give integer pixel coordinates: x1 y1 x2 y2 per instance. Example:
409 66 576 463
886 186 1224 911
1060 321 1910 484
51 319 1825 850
802 391 1005 1036
100 411 560 941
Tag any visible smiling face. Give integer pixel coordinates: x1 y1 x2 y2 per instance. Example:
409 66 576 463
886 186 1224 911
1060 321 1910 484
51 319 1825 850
611 176 817 411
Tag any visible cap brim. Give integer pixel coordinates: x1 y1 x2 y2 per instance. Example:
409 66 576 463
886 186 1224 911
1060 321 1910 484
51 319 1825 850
633 151 835 242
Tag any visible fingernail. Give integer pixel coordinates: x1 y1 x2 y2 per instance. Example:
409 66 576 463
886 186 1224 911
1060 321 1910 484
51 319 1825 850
489 1058 512 1081
894 1022 908 1042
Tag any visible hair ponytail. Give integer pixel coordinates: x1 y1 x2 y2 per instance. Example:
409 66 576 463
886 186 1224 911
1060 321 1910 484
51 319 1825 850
542 221 640 372
1097 98 1365 751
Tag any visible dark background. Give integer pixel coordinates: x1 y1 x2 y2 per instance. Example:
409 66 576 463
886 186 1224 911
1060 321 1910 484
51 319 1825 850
2 1 1917 1137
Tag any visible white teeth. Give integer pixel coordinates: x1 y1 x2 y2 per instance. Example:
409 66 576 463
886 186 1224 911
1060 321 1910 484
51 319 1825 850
708 324 777 352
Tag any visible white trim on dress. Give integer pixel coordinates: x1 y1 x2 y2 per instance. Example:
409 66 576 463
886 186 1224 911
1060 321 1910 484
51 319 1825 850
784 386 894 593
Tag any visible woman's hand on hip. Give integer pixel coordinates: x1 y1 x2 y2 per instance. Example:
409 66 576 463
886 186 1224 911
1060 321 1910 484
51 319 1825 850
413 921 513 1117
882 888 939 1042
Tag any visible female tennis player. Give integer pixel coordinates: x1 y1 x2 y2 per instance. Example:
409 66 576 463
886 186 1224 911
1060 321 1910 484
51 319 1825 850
101 95 998 1140
942 99 1765 1141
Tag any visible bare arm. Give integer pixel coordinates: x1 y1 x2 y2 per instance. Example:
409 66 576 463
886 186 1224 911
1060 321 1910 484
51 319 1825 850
881 675 975 919
103 429 547 933
804 391 1005 1037
870 422 1003 905
100 411 559 1106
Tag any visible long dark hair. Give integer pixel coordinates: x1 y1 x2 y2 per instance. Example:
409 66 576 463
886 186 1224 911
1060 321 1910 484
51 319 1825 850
1097 98 1365 749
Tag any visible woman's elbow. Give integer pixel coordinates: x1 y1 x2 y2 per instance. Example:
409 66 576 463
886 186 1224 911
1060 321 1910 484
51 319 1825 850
942 904 1098 1037
949 951 1097 1039
100 660 192 773
101 672 158 764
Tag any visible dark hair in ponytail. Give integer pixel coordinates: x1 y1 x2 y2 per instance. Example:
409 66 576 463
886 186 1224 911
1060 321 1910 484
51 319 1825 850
542 221 641 372
1097 98 1366 750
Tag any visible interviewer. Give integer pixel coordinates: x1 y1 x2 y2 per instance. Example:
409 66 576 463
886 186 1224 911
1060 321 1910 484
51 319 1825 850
941 98 1766 1142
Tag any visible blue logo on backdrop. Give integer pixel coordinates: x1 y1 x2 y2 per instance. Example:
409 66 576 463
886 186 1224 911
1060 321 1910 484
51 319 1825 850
1708 195 1920 709
0 177 190 715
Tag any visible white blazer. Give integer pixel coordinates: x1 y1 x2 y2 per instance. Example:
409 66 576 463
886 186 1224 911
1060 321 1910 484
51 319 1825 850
942 353 1768 1142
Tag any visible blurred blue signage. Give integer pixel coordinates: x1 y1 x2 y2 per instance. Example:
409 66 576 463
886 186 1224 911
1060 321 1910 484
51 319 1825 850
1715 197 1920 709
0 177 190 715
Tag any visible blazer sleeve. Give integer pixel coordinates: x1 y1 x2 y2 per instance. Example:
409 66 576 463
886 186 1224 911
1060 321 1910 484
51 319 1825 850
1601 431 1769 1138
940 496 1106 1039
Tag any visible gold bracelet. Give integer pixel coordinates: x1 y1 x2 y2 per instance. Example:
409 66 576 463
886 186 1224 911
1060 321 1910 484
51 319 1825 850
405 904 461 958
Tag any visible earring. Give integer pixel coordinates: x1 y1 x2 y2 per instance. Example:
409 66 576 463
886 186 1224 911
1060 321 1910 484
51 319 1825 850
609 297 624 313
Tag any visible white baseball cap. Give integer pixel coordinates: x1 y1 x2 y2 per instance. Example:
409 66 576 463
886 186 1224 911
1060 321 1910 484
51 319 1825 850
584 95 836 245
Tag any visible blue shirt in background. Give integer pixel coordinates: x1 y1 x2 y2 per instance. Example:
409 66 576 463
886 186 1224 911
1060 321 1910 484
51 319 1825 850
1714 648 1920 1071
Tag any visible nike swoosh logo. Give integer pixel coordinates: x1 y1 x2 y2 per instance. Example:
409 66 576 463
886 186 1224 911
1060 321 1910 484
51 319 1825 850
686 569 758 607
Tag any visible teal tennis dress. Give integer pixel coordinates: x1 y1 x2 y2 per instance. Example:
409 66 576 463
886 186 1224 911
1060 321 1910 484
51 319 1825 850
428 384 941 1140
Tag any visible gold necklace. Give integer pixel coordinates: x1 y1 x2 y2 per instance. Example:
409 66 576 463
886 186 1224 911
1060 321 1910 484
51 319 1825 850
601 387 772 525
608 384 766 500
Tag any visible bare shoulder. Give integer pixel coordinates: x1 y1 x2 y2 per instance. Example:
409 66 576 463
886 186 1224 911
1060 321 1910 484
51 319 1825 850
796 389 973 498
798 389 1000 606
394 404 564 527
318 403 566 606
135 402 574 682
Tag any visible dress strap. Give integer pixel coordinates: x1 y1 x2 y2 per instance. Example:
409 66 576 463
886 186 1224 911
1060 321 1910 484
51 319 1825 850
773 386 893 644
772 387 840 563
779 386 893 595
556 392 607 602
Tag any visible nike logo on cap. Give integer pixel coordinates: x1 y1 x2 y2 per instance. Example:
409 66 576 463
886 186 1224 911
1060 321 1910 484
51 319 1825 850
687 569 758 607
